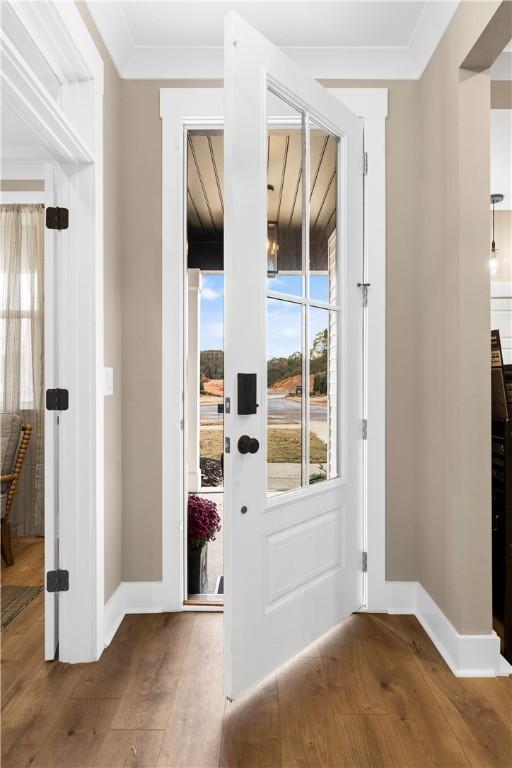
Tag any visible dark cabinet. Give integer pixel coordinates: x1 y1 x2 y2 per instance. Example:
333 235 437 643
491 375 512 663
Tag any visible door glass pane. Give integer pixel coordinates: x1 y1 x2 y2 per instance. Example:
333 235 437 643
309 307 337 483
199 274 224 489
265 92 340 496
267 298 303 493
267 91 304 297
309 123 337 305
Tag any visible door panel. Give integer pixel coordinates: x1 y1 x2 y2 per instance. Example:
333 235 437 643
224 12 363 698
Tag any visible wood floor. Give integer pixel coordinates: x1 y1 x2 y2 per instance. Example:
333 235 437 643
1 542 511 767
1 536 44 587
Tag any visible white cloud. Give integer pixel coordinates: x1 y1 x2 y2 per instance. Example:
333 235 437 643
201 278 220 301
202 287 219 301
278 327 300 338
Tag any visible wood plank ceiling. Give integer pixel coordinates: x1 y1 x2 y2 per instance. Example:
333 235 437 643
187 128 336 271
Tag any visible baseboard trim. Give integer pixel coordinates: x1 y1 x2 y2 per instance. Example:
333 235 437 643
122 580 166 614
104 579 511 677
386 581 510 677
103 581 166 647
103 583 125 647
384 580 417 614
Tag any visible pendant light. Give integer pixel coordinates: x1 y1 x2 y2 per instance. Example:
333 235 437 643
267 184 279 276
490 193 504 275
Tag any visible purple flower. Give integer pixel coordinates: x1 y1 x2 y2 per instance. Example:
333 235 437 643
188 495 221 551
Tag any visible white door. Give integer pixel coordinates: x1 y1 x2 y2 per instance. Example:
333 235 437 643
224 13 364 699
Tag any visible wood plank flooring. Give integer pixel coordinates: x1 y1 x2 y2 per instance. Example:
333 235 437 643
1 536 44 587
1 587 511 766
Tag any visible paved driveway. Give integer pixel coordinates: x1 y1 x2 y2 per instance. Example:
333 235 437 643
201 393 327 422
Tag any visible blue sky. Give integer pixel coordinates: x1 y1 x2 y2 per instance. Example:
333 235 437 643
199 274 329 357
199 274 224 350
269 274 329 303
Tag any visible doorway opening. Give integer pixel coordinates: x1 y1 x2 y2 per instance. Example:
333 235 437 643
183 114 340 605
1 2 104 663
184 130 225 605
162 85 387 688
0 201 46 626
489 46 512 663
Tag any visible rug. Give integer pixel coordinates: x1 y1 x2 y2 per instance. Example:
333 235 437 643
1 585 43 630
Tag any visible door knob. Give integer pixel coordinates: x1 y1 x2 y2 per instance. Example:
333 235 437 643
238 435 260 454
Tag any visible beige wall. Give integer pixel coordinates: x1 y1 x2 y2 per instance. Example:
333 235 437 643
321 79 422 581
120 79 221 580
81 3 504 633
491 80 512 108
118 77 422 583
0 180 44 191
120 80 164 580
416 1 501 634
77 3 123 602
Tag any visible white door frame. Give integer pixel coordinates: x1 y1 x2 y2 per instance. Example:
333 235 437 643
1 2 105 662
160 86 388 614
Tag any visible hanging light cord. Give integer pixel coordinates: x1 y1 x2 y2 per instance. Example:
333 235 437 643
490 193 503 257
492 199 496 254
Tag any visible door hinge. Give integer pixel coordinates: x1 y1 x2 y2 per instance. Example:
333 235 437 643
357 282 370 307
225 437 231 454
46 207 69 230
362 551 368 573
362 419 368 440
179 418 184 430
46 569 69 592
225 397 231 414
46 388 69 411
363 151 368 176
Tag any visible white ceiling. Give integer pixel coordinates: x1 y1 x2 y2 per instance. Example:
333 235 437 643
85 0 459 80
123 1 423 47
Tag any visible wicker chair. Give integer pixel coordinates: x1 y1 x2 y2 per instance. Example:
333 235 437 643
1 413 32 566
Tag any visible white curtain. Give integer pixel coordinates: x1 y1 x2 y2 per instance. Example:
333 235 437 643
0 204 44 536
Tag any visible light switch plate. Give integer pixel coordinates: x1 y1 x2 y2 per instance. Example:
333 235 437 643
104 367 114 396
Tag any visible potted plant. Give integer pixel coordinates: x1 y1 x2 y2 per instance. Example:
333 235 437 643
187 495 221 594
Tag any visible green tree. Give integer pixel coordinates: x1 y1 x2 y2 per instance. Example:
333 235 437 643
313 372 327 394
200 349 224 380
310 329 327 375
267 350 302 387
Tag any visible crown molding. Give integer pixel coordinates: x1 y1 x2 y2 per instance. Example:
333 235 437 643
407 0 458 77
125 45 418 80
85 0 133 75
86 1 459 81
